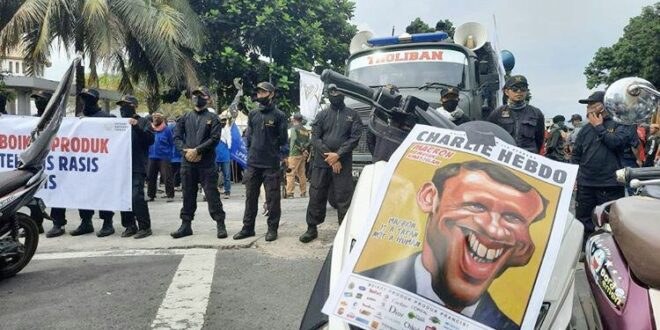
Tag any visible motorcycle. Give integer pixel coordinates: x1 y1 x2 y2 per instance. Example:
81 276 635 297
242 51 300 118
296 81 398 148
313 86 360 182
0 58 78 279
300 70 584 330
584 77 660 329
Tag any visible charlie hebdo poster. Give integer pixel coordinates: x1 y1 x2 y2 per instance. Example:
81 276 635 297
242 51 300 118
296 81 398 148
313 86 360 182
322 125 577 330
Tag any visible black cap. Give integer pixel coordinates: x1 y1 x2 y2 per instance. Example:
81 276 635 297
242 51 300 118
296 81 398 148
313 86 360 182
552 115 566 123
116 95 138 107
504 75 528 88
256 82 276 93
31 90 53 100
578 91 605 104
570 114 582 122
79 88 100 100
292 112 303 121
440 86 459 97
192 86 211 98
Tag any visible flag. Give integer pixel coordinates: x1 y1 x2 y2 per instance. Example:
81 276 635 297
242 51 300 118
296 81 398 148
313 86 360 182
297 69 324 120
229 123 248 169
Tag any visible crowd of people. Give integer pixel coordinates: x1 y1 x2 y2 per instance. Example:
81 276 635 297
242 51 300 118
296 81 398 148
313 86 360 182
8 73 659 245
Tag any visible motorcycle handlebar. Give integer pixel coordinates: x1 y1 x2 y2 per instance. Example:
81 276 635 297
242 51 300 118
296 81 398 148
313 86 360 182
616 167 660 184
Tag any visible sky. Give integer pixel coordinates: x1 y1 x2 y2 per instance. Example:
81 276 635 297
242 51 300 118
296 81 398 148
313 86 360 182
349 0 656 119
44 0 655 119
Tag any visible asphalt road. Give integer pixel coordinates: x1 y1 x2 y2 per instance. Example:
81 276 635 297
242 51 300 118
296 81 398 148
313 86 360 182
0 249 323 330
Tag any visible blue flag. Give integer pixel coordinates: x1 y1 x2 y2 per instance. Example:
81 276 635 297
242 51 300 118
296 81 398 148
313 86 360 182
229 123 248 169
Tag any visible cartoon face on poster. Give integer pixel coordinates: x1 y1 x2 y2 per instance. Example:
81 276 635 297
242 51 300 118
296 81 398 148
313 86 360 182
323 126 577 330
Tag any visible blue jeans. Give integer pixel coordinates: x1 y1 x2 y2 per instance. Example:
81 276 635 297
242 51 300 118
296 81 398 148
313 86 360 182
218 161 231 194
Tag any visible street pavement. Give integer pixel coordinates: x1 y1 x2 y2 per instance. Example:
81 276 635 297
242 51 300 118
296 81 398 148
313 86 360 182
0 184 596 329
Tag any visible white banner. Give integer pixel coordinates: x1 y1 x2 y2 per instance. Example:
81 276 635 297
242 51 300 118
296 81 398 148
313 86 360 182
0 116 132 211
298 69 324 121
323 125 578 330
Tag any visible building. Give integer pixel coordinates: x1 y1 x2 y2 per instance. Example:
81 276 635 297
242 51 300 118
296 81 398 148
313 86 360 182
1 43 119 115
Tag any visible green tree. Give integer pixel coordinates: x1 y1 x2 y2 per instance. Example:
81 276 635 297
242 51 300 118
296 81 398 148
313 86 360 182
434 19 455 38
190 0 356 115
0 0 203 113
584 3 660 89
405 17 434 34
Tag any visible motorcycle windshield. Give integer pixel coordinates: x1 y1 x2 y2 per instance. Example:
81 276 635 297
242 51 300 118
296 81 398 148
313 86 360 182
18 58 79 171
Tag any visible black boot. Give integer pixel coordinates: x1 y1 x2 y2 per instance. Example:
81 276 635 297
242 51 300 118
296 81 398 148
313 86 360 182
134 228 152 239
265 229 278 242
233 228 255 240
299 226 318 243
216 222 227 239
121 226 137 238
46 225 65 238
97 219 115 237
70 219 94 236
171 221 193 239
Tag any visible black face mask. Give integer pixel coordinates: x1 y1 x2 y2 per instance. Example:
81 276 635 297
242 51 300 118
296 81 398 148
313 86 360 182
35 98 49 115
120 105 135 118
442 99 459 112
256 96 271 107
328 95 344 107
192 95 208 109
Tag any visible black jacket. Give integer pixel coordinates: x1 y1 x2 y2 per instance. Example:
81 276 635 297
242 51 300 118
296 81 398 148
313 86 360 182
572 118 626 187
246 104 288 168
174 108 221 167
487 104 545 154
311 104 363 168
84 106 115 118
130 116 154 174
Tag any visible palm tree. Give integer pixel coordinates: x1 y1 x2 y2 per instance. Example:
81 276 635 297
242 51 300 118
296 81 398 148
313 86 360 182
0 0 203 113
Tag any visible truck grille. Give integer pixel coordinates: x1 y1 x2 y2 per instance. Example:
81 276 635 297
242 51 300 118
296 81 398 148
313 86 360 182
355 108 372 155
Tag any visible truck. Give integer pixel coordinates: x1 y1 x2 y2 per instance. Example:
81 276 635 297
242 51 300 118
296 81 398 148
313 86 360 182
343 22 512 179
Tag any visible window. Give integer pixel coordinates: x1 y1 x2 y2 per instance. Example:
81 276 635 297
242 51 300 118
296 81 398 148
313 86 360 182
8 61 13 73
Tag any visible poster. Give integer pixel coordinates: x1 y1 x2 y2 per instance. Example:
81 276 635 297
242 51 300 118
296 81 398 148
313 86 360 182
323 125 578 330
0 116 132 211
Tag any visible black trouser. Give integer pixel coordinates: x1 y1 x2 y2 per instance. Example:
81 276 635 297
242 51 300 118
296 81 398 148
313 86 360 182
120 172 151 230
27 199 44 226
180 165 225 223
50 207 67 227
306 164 354 227
172 162 181 187
242 167 281 231
147 159 174 198
79 209 114 224
575 185 625 237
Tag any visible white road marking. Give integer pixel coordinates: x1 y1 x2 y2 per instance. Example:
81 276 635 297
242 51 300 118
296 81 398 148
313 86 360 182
33 249 217 330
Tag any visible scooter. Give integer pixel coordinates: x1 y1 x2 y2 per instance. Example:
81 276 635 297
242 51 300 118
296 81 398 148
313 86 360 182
0 58 77 279
300 70 584 330
584 77 660 330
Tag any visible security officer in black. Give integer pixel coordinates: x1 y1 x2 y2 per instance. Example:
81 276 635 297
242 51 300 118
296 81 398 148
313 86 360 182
234 82 288 242
487 75 545 154
299 88 363 243
116 95 155 239
27 91 53 234
71 88 117 237
171 86 227 239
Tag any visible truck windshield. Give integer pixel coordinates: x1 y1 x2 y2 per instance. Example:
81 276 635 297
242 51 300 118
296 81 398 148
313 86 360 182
347 48 468 89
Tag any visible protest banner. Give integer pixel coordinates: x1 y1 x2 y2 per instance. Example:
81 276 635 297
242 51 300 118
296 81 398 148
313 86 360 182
323 125 578 330
0 116 132 211
229 123 248 169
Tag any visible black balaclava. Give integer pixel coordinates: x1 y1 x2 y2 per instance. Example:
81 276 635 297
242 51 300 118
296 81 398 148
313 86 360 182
192 95 208 110
81 95 99 116
120 105 135 118
328 94 344 108
35 98 49 116
442 99 459 112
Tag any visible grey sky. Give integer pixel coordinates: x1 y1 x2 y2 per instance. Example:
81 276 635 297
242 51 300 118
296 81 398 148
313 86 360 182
351 0 656 119
45 0 655 119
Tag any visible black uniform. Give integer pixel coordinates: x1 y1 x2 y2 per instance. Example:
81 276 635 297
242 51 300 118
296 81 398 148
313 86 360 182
572 117 626 237
174 108 226 223
241 104 288 231
306 104 363 226
487 104 545 154
120 115 154 230
78 106 116 224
